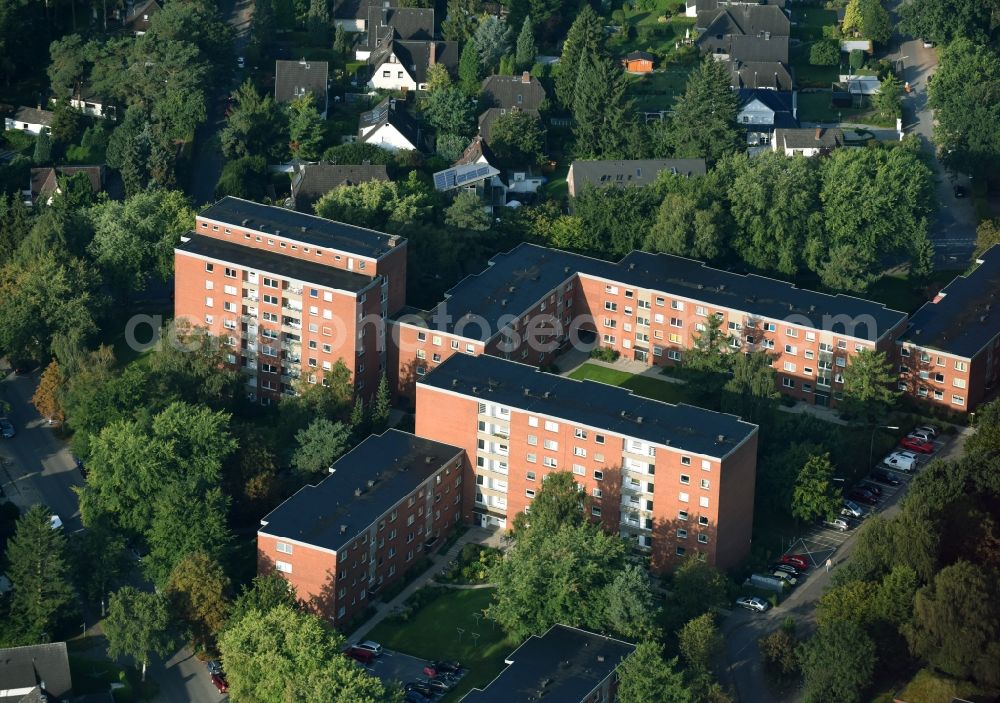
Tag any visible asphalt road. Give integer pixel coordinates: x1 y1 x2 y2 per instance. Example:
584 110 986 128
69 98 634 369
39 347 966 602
0 370 83 530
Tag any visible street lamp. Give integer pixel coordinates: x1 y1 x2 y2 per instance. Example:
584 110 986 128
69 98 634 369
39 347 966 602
869 425 900 467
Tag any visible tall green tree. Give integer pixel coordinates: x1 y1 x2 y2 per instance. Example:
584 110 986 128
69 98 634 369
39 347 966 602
666 57 740 164
292 418 351 477
442 0 477 41
572 53 637 159
872 74 902 120
681 313 731 395
105 586 174 682
678 612 723 675
458 40 482 95
288 93 326 160
145 483 233 586
840 349 899 422
617 643 692 703
722 350 779 424
167 552 231 652
423 86 476 137
371 374 391 432
511 470 585 535
308 0 331 45
33 131 52 164
445 191 490 231
791 453 841 524
6 505 75 642
221 79 287 160
488 110 545 168
601 564 661 641
555 5 603 108
228 573 298 627
644 172 730 261
799 621 876 703
515 16 536 70
898 0 997 45
219 605 403 702
858 0 891 44
473 16 511 73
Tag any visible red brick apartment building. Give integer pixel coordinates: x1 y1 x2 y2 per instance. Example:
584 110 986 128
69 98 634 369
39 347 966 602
390 243 908 409
257 430 464 626
415 353 759 573
896 245 1000 413
174 197 407 403
460 624 636 703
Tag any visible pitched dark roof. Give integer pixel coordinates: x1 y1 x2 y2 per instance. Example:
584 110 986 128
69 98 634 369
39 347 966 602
697 5 789 60
477 107 513 144
703 4 789 36
421 355 758 456
177 233 376 292
364 6 434 51
334 0 393 21
454 136 499 167
480 73 547 112
290 164 389 212
274 59 329 106
359 96 427 151
461 626 636 703
0 643 72 702
383 40 459 83
400 242 906 343
259 430 464 553
123 0 161 31
10 106 54 126
775 127 844 149
690 0 786 16
568 159 706 194
29 166 104 203
199 196 401 259
738 88 794 114
900 245 1000 358
728 33 789 62
727 59 793 90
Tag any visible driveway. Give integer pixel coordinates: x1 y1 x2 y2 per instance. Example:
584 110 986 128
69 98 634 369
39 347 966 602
188 0 255 205
148 648 228 703
884 4 977 268
0 370 83 531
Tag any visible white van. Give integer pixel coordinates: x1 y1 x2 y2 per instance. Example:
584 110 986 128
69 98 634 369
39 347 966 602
882 451 917 472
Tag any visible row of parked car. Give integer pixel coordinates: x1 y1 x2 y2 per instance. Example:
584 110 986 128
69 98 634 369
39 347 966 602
344 641 466 703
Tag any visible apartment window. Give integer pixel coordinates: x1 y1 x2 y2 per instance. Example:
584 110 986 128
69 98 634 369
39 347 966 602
785 344 797 355
592 488 602 498
594 470 604 481
783 361 796 372
782 378 795 388
223 301 236 312
680 474 690 485
275 561 292 573
544 420 559 432
543 439 558 450
604 301 618 312
525 489 536 498
681 456 691 466
676 547 686 557
543 457 557 468
702 460 711 471
605 285 619 294
668 350 681 361
595 434 605 444
678 510 688 521
698 515 709 526
526 453 537 463
263 277 278 288
677 528 687 539
528 416 539 427
697 534 709 544
205 280 214 290
205 263 214 272
205 296 214 307
591 506 602 517
574 428 588 439
952 395 965 406
526 471 536 481
573 464 585 476
204 314 213 325
416 331 427 342
263 294 278 305
451 340 459 350
670 317 682 328
526 434 538 446
953 378 967 389
700 478 710 489
699 496 709 508
276 542 293 554
573 447 587 457
900 347 911 357
679 491 689 503
955 360 968 372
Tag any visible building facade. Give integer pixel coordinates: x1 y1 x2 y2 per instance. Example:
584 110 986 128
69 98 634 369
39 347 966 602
415 353 759 572
174 197 407 403
257 430 465 626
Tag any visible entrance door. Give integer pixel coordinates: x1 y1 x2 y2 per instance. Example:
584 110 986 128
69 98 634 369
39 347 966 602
815 393 830 407
635 348 648 363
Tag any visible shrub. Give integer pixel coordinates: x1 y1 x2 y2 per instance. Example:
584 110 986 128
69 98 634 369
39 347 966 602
590 347 621 362
2 129 34 152
849 49 865 70
810 39 841 66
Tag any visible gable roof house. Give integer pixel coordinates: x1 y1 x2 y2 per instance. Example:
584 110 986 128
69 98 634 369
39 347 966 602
0 642 73 703
4 107 53 136
567 158 707 197
122 0 161 35
736 88 798 153
356 7 434 60
695 5 790 63
51 84 116 120
358 96 427 152
727 59 793 90
686 0 786 19
773 127 844 157
25 165 105 207
366 40 459 92
274 59 330 118
333 0 394 32
433 137 507 209
477 72 546 143
289 163 389 212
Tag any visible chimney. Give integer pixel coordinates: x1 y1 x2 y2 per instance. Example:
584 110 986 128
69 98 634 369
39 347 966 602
521 71 530 84
815 127 822 140
428 42 436 66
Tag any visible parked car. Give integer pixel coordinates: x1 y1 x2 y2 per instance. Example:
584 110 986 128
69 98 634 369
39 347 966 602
915 424 940 438
355 641 383 657
205 659 223 675
404 692 431 703
347 647 376 665
405 682 436 697
922 39 935 47
422 664 439 678
870 469 902 486
857 481 883 497
237 56 245 69
736 596 770 613
420 678 453 693
954 184 968 198
824 518 849 531
908 429 934 443
848 489 878 506
772 570 798 586
771 563 801 577
50 515 63 530
900 436 935 454
432 660 463 674
841 500 864 518
210 673 229 694
882 451 917 472
780 554 809 571
0 418 14 439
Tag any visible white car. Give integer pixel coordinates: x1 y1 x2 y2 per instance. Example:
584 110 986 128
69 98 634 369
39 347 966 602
915 425 940 438
50 515 63 530
237 56 245 69
736 596 769 613
908 430 934 443
772 570 798 586
883 451 917 472
355 641 383 656
824 517 849 531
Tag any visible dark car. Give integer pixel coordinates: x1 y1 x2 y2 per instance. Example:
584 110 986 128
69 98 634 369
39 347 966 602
432 660 462 674
0 418 14 439
848 489 878 506
347 647 376 665
954 184 968 198
857 481 883 497
404 692 431 703
870 469 901 486
405 682 435 697
420 678 452 693
771 563 801 577
206 659 223 675
210 673 229 693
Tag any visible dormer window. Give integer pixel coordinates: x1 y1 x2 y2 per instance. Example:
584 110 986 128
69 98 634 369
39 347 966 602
517 94 523 103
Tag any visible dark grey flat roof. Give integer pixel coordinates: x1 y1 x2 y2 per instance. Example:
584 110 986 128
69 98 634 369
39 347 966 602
401 243 906 343
177 234 375 293
420 354 757 456
199 197 400 259
460 625 635 703
899 245 1000 358
259 430 464 552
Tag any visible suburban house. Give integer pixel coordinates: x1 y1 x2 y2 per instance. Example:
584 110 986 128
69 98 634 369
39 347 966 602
358 96 427 152
460 626 637 703
773 127 844 157
274 59 330 118
695 5 790 63
477 72 546 143
687 0 786 19
122 0 161 35
623 50 655 73
333 0 392 32
736 88 798 152
356 7 434 60
566 158 706 196
289 163 389 212
25 165 105 207
727 59 793 90
0 642 73 702
366 40 459 92
257 430 465 626
49 85 116 119
433 137 505 208
896 245 1000 413
5 106 53 135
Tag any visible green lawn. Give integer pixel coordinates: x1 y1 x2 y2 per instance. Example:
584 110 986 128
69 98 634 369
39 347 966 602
793 7 838 41
567 363 720 409
627 65 695 111
790 46 839 89
365 588 519 702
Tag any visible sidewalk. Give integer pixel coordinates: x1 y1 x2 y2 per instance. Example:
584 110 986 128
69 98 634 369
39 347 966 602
346 526 503 644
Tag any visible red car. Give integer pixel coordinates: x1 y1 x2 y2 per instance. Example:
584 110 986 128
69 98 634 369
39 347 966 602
347 647 376 665
899 436 934 454
422 664 438 678
210 673 229 694
780 554 809 571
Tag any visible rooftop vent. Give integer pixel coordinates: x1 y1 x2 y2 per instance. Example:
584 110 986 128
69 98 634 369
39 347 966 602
628 262 636 271
241 218 249 226
635 416 643 424
597 655 606 663
340 524 348 534
451 378 458 388
367 479 376 488
717 434 727 443
523 387 531 396
354 488 363 497
543 391 551 399
472 385 479 394
425 456 433 464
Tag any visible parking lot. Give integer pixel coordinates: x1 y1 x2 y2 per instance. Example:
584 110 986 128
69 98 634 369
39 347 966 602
358 649 468 700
